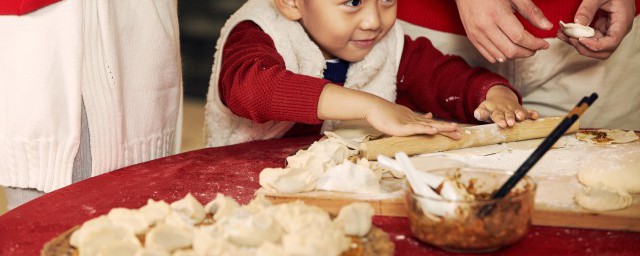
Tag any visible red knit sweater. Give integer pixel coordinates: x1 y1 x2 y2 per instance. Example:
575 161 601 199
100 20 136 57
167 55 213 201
219 21 520 137
0 0 60 15
398 0 640 38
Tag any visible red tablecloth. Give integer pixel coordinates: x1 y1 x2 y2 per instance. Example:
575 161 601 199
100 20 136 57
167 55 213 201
0 136 638 255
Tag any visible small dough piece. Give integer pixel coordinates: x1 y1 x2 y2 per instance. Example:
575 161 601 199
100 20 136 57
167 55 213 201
333 203 374 237
316 159 381 194
170 194 205 224
145 224 193 252
560 21 595 38
576 129 639 144
574 187 633 211
139 199 171 226
578 151 640 193
259 167 318 194
223 210 283 247
107 208 150 235
204 193 240 221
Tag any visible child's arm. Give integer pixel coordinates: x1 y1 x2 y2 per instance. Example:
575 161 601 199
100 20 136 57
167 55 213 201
318 84 461 138
219 21 329 124
397 35 538 126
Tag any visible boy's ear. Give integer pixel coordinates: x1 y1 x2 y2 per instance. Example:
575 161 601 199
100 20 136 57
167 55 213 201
273 0 302 21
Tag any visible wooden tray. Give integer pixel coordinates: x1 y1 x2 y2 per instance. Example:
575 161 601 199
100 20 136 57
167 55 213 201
258 132 640 232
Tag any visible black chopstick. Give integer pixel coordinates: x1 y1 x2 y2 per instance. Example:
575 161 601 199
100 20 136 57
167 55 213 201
477 93 598 217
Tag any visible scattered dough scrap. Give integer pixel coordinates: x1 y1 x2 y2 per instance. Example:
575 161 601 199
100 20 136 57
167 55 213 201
576 129 639 144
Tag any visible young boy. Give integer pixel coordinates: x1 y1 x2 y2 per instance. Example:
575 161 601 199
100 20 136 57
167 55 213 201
205 0 539 147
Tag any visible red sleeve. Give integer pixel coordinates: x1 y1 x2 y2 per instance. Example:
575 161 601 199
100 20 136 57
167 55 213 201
0 0 60 15
396 35 522 124
219 21 329 124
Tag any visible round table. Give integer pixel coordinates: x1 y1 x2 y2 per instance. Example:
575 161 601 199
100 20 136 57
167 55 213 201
0 136 638 255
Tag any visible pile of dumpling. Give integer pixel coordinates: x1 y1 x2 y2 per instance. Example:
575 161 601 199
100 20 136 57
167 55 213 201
69 193 375 256
259 133 404 194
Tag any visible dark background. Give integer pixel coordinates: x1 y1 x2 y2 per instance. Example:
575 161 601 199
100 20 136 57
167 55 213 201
179 0 245 99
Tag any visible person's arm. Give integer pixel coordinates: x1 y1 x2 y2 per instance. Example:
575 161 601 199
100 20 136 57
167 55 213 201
397 35 538 127
219 21 328 124
221 22 460 138
557 0 635 59
454 0 551 63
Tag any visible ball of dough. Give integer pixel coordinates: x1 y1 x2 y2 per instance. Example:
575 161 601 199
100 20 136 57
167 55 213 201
578 151 640 193
574 187 632 211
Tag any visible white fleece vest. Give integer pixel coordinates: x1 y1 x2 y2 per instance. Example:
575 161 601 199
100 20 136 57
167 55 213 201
205 0 405 147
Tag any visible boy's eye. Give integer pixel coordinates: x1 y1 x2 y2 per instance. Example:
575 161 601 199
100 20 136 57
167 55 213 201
344 0 362 7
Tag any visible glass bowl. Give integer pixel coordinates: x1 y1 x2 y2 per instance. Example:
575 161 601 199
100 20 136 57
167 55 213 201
404 167 536 253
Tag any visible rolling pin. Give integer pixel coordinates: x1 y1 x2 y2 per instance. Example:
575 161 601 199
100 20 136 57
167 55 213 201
359 116 579 160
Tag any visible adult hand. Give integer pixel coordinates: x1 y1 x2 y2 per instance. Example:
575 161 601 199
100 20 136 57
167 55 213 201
455 0 552 63
557 0 635 59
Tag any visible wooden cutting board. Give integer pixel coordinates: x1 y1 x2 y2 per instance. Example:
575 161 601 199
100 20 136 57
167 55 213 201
257 131 640 232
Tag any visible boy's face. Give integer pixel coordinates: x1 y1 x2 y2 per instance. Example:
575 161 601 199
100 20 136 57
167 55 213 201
295 0 397 62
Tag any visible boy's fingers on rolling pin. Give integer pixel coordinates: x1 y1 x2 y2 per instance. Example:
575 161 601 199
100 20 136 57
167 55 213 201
423 119 458 132
490 109 508 128
404 123 439 136
423 112 434 118
474 108 491 122
439 130 462 140
515 108 528 121
528 109 540 119
504 110 516 127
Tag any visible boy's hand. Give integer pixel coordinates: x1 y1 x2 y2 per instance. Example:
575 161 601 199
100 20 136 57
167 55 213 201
474 85 539 128
317 84 460 139
366 100 461 139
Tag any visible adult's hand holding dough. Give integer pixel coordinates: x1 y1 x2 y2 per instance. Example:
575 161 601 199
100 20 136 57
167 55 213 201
557 0 636 59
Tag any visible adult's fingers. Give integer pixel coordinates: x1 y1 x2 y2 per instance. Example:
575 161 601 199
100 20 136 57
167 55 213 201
472 31 508 62
574 0 607 25
469 39 498 63
568 36 612 59
511 0 553 30
579 13 632 53
497 14 550 52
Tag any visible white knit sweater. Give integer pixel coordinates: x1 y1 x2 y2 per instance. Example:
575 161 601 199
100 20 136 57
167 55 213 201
204 0 404 147
0 0 183 192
